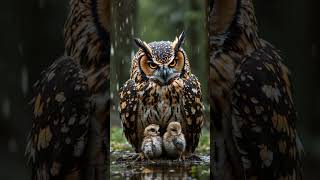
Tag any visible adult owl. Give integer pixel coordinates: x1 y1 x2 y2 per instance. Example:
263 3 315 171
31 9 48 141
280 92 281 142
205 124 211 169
119 32 204 156
25 0 110 179
208 0 304 179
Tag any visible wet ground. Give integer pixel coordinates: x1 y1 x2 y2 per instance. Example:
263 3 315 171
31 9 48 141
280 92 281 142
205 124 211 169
111 151 210 180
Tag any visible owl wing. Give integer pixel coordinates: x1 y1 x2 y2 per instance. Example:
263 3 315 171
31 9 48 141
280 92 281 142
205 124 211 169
182 74 205 153
173 136 186 152
25 57 91 179
119 79 140 152
231 47 303 179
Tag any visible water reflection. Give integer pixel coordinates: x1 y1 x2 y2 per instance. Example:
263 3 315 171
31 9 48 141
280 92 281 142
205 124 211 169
111 159 210 180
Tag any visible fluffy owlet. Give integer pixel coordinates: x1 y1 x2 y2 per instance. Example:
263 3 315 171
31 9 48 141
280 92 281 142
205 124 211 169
141 124 162 160
119 32 204 156
163 121 186 160
208 0 304 179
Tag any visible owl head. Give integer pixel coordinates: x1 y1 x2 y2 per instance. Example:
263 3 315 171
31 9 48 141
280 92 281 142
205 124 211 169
144 124 160 137
166 121 182 136
133 32 190 86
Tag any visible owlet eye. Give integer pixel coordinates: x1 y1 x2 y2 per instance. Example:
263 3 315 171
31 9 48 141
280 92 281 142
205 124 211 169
148 62 158 69
169 59 177 67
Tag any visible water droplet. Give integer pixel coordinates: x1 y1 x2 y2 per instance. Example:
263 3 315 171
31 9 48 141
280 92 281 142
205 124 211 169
21 65 29 96
111 45 114 56
2 98 10 119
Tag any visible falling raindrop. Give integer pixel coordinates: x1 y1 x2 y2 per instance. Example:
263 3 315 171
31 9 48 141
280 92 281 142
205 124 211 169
2 98 10 119
111 45 114 56
125 17 129 24
21 65 29 96
18 43 24 56
116 83 119 91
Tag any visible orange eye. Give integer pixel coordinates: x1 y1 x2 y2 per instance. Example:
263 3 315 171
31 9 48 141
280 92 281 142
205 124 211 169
169 59 177 67
148 62 158 69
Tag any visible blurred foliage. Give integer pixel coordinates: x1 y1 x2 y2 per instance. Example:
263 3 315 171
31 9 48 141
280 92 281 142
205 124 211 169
110 127 132 152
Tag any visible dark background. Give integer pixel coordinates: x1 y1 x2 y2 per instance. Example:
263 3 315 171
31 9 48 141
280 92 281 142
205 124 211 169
0 0 318 179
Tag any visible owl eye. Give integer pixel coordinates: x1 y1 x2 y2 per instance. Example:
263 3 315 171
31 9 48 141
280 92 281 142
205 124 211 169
169 59 177 67
150 128 155 132
148 62 158 69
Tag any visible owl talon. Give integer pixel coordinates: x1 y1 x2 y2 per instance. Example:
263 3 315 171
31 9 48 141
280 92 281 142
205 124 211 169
134 153 145 162
179 154 186 161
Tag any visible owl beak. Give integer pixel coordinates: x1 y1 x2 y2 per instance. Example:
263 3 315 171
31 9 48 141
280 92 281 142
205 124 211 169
153 67 178 86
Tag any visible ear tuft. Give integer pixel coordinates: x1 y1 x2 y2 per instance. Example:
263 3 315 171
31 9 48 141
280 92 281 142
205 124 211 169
134 38 152 55
172 31 185 51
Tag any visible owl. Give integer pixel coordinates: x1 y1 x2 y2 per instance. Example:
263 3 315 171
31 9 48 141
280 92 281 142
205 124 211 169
208 0 304 179
163 121 186 160
25 0 110 179
119 32 204 156
140 124 162 160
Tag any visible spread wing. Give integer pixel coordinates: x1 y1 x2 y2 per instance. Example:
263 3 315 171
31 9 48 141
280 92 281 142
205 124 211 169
182 74 205 153
118 79 140 152
231 46 303 179
25 57 91 179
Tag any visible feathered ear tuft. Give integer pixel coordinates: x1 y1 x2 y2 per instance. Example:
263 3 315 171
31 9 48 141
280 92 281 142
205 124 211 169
172 31 185 52
134 38 152 55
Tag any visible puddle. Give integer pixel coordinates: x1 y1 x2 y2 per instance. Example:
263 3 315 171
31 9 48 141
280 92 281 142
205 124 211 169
111 151 210 180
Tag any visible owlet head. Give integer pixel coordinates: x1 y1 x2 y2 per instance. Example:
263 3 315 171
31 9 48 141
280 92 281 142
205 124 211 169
134 32 186 86
144 124 160 137
166 121 182 136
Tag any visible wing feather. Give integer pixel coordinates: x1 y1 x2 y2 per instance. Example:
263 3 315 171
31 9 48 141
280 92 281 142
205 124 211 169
231 46 303 179
118 79 140 152
25 57 91 179
182 74 205 153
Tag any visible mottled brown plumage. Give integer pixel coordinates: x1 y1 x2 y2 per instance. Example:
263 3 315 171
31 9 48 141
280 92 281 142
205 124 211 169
119 32 204 156
208 0 303 179
25 0 110 179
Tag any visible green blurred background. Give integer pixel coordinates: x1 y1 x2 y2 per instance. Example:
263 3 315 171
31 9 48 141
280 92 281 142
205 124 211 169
0 0 319 179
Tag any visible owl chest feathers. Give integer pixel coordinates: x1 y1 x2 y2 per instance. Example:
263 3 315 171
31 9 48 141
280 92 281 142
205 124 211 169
138 80 184 129
142 136 162 158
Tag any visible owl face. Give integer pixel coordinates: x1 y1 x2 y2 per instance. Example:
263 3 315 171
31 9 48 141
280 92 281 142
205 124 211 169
134 32 186 86
144 124 160 137
166 121 182 136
